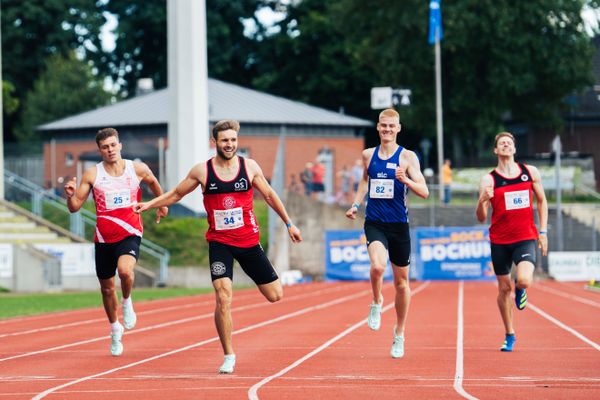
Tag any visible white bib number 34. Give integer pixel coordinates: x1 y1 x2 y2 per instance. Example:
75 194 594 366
370 179 394 199
504 189 530 210
214 207 244 230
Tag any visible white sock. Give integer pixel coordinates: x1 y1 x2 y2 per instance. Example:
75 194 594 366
111 321 122 333
224 354 236 361
122 296 132 307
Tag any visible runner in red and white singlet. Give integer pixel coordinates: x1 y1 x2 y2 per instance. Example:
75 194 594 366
134 119 302 374
65 128 167 357
92 159 143 243
476 132 548 353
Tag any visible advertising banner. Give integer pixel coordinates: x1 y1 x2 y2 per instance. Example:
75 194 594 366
325 230 392 281
34 243 96 276
414 227 494 280
548 252 600 281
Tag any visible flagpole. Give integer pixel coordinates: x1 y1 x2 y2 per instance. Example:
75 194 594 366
435 26 444 203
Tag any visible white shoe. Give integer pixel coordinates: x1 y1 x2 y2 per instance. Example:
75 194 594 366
122 301 137 330
367 296 383 331
110 324 124 356
390 327 405 359
219 354 236 374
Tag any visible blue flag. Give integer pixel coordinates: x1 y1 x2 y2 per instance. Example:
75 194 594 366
428 0 443 44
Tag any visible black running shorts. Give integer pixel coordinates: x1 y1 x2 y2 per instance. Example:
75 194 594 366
490 239 537 276
209 241 278 285
94 236 141 279
364 220 411 267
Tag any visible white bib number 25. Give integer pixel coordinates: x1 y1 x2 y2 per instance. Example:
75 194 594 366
105 190 132 210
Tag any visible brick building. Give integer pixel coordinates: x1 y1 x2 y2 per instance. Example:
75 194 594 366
38 78 371 197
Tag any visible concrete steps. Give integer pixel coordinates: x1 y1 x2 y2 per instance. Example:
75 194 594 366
563 204 600 231
0 204 75 244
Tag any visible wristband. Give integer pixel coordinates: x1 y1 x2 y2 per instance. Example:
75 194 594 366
539 230 547 235
352 202 360 210
286 221 293 228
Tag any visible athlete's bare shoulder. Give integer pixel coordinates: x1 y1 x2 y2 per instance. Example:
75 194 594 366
244 157 265 181
81 164 97 185
189 161 208 182
362 147 376 164
524 163 542 181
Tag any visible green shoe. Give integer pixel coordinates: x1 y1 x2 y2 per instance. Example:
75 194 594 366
515 287 527 310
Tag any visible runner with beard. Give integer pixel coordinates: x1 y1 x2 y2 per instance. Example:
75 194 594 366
134 119 302 373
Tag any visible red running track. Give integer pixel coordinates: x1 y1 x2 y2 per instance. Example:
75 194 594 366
0 280 598 399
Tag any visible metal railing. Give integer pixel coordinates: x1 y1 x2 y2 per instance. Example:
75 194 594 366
3 169 170 285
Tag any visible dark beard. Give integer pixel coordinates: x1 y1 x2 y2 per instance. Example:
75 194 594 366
216 147 236 160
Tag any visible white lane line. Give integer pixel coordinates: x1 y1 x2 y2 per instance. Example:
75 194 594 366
453 281 478 400
1 284 356 363
528 302 600 351
247 281 431 400
534 283 600 308
31 288 371 400
1 284 329 337
0 293 213 326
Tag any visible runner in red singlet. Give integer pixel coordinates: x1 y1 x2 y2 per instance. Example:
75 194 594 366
133 119 302 374
64 128 168 356
476 132 548 352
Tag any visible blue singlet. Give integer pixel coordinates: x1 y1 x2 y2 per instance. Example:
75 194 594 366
365 145 409 223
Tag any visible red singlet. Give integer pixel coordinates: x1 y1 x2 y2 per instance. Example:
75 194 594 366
489 163 538 244
92 160 143 243
202 157 259 247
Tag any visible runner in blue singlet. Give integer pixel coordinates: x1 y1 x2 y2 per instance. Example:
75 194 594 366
346 108 429 359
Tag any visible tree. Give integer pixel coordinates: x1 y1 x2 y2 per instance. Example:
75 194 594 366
332 0 599 162
1 0 106 141
98 0 269 96
2 81 19 117
251 0 375 121
18 52 112 143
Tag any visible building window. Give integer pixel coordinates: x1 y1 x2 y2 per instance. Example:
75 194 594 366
65 152 74 167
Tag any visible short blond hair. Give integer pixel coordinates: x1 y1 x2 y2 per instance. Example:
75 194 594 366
379 108 400 122
494 132 515 147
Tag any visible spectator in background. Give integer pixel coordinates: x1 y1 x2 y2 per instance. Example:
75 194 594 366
442 159 453 204
288 173 302 194
351 158 363 193
337 165 352 206
312 158 326 200
300 162 313 196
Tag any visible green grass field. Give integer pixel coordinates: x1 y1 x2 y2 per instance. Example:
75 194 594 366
0 287 213 319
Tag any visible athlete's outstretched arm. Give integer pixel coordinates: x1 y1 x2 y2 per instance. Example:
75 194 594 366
529 165 548 256
133 163 204 214
248 159 302 243
398 150 429 199
346 148 372 219
134 161 169 222
64 168 95 213
476 174 494 223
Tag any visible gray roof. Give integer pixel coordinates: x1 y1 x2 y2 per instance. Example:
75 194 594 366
38 78 372 131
